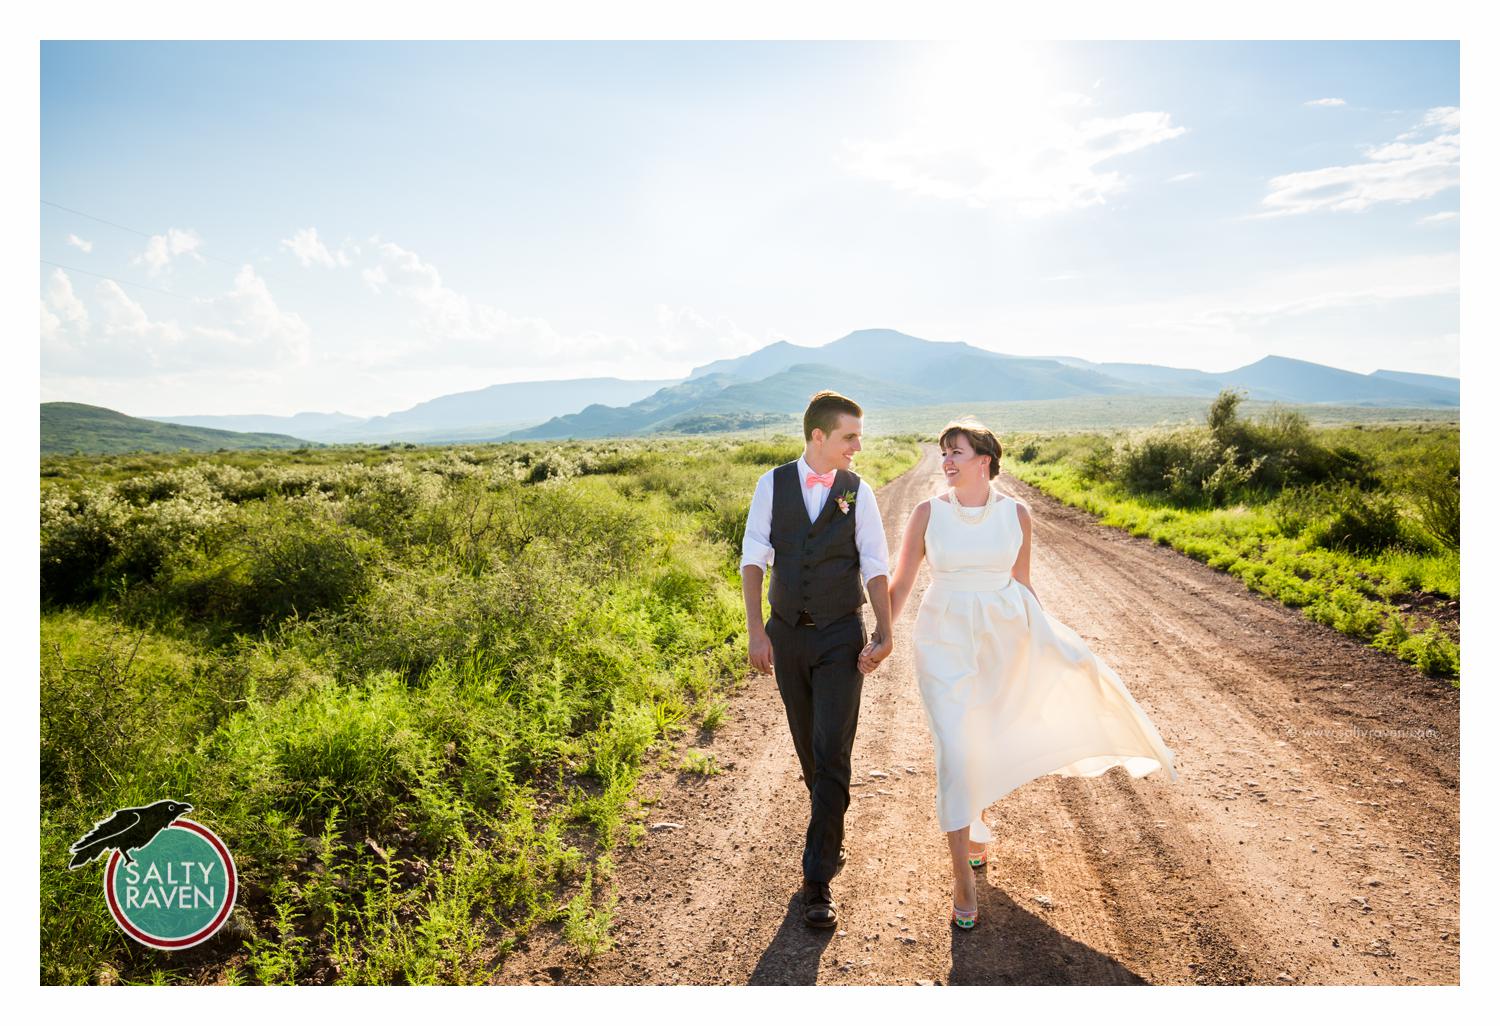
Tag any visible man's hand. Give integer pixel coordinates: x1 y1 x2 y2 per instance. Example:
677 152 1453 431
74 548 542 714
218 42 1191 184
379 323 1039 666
748 624 775 675
858 632 893 675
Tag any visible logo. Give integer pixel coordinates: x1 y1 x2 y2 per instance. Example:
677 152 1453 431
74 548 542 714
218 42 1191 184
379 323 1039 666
68 800 237 950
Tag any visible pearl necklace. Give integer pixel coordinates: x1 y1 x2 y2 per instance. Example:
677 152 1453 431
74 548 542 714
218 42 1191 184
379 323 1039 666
948 485 996 524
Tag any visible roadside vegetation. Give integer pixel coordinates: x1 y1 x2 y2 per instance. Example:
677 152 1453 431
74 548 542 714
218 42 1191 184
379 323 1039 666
40 434 923 984
1003 391 1458 680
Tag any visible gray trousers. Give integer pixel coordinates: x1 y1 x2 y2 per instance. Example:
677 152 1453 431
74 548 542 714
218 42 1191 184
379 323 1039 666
765 609 867 883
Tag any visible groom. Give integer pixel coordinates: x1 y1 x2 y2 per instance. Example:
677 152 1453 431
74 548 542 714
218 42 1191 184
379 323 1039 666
740 390 894 928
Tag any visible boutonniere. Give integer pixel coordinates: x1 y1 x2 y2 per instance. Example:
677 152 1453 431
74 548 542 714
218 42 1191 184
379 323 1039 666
836 489 856 515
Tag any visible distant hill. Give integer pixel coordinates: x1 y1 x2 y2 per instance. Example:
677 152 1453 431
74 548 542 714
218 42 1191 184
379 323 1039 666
68 329 1457 448
1218 355 1457 406
1369 368 1460 395
514 329 1458 440
42 403 316 455
1053 354 1458 408
146 376 675 444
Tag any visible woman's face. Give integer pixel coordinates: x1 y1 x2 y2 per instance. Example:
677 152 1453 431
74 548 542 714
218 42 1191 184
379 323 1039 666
941 432 989 483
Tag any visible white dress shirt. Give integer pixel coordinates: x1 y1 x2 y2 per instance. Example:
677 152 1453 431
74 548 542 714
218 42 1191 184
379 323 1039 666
740 454 890 586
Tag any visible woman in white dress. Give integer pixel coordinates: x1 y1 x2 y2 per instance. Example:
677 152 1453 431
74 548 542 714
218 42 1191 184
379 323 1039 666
861 420 1179 930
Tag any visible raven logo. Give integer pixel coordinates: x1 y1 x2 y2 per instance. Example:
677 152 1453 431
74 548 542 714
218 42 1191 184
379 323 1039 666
68 800 194 870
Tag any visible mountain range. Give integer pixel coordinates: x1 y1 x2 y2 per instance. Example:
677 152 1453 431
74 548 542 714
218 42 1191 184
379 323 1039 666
46 329 1458 452
144 376 675 444
510 329 1458 440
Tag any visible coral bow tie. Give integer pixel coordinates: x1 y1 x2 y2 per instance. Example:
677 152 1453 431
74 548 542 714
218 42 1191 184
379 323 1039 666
805 470 836 488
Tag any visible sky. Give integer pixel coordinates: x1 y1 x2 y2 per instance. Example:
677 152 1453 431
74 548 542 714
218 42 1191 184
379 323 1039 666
39 40 1460 418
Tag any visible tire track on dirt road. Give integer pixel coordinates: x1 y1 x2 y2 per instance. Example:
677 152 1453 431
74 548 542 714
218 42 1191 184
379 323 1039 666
496 445 1458 985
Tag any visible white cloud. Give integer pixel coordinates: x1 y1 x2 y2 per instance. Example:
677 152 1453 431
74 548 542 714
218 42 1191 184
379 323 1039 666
1421 106 1460 130
1146 252 1458 333
1419 210 1457 224
212 266 313 365
359 238 598 363
41 263 313 380
40 270 91 367
846 110 1186 217
280 226 350 269
844 45 1186 217
353 239 764 377
1304 97 1347 107
65 233 93 253
1257 106 1459 217
43 269 89 333
654 305 761 361
134 227 203 275
1167 171 1199 183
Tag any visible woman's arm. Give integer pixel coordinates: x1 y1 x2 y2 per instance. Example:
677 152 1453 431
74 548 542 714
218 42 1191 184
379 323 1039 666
887 499 931 625
859 499 930 674
1012 499 1040 609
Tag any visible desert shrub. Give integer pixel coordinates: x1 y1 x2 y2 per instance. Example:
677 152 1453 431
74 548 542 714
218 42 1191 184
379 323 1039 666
342 462 442 550
162 499 385 630
1112 430 1230 505
40 613 213 803
40 488 131 604
1269 485 1325 537
1407 448 1459 550
1307 486 1404 554
40 473 234 604
730 438 803 466
522 449 581 483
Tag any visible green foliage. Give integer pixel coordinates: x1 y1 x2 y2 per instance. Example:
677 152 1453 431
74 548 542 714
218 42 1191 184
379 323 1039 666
160 500 387 632
560 866 617 959
1099 390 1373 508
679 749 721 776
1005 420 1458 681
38 434 926 984
1406 446 1460 550
700 700 728 732
1307 486 1404 554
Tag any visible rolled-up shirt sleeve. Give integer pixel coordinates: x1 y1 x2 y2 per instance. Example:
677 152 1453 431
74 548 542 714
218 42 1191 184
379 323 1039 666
739 469 775 574
854 478 890 585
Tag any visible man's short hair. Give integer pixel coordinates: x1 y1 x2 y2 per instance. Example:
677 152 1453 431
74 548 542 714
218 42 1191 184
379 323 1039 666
803 390 863 441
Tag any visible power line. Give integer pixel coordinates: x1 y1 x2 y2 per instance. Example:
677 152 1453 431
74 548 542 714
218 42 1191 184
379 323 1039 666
43 197 243 271
41 200 155 240
42 198 301 293
40 260 198 302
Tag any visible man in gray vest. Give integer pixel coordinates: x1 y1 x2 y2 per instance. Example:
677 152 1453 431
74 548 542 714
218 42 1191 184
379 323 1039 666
741 390 893 928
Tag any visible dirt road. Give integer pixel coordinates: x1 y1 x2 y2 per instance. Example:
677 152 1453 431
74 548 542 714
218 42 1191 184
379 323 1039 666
499 445 1459 985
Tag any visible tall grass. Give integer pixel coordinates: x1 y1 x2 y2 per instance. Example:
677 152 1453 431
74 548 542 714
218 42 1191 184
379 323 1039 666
39 435 923 984
1004 394 1458 681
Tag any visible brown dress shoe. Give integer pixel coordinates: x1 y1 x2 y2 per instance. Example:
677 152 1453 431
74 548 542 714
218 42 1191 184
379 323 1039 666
802 879 837 928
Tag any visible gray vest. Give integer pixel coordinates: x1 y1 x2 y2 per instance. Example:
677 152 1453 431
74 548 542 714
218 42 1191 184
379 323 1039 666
767 461 866 626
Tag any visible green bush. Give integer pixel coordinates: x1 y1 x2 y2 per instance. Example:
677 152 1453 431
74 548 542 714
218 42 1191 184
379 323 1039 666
1407 449 1459 550
1308 486 1404 555
162 499 385 630
38 434 927 983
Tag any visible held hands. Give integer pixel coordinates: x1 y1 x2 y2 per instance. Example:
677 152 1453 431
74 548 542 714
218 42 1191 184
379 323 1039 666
858 632 893 675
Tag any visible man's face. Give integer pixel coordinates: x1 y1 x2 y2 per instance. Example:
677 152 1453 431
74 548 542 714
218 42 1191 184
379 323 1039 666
811 413 863 471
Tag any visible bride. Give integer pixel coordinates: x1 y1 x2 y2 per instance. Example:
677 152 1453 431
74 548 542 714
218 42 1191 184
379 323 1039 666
860 420 1179 930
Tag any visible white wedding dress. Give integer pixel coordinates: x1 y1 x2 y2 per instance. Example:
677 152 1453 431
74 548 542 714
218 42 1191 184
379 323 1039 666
913 488 1180 842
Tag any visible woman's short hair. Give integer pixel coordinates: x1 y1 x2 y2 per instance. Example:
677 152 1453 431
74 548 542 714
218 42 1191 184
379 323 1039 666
938 419 1002 479
803 390 863 441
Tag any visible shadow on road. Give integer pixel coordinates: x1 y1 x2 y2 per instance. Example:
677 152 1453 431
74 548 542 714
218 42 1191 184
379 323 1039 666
748 892 837 984
948 883 1148 985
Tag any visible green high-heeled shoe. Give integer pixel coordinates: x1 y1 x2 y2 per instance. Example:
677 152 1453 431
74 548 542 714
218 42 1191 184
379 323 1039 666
952 864 978 930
